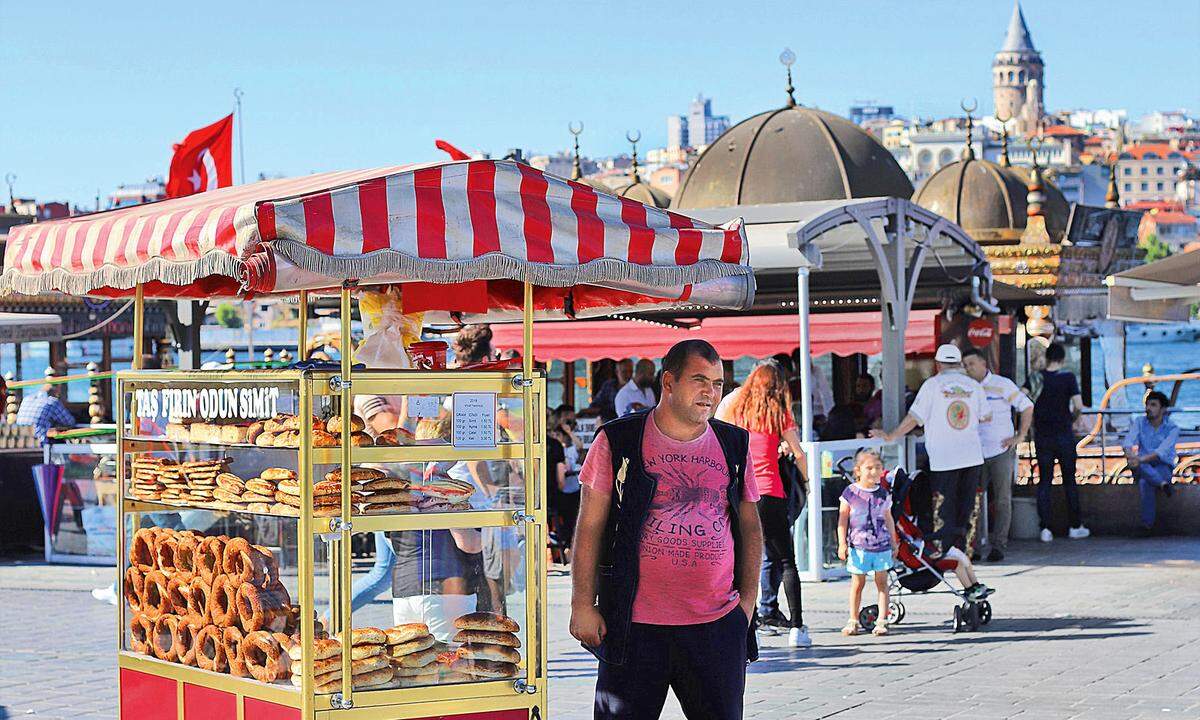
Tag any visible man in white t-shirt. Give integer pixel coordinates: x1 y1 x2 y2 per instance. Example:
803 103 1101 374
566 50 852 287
874 344 990 551
963 348 1033 562
614 359 657 416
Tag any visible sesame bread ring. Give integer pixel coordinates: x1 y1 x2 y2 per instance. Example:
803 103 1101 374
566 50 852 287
241 631 288 683
166 575 192 616
196 536 227 584
222 626 248 676
236 582 281 632
223 538 274 586
151 615 180 661
153 531 180 574
129 612 153 655
185 578 212 627
124 566 146 613
173 619 199 666
130 528 159 572
208 575 240 627
194 625 227 672
141 570 171 620
174 534 201 580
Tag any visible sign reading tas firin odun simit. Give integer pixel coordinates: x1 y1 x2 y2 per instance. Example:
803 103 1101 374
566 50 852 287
132 386 280 423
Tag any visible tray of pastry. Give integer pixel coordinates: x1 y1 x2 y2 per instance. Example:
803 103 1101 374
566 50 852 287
127 414 415 449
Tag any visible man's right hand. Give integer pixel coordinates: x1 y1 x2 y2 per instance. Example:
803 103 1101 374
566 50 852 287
569 604 607 647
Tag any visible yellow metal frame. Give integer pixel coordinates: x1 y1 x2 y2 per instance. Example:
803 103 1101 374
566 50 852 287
115 283 548 719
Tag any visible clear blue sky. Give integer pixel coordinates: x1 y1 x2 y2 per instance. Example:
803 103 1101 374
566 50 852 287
2 0 1197 206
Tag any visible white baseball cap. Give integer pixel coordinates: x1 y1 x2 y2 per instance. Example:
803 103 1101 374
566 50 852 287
934 343 962 364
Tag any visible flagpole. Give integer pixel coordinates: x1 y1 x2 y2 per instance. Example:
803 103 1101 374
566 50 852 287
233 88 245 184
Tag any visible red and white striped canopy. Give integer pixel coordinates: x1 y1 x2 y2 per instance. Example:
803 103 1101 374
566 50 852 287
1 160 752 314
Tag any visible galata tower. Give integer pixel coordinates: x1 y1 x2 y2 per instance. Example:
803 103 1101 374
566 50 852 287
993 2 1044 134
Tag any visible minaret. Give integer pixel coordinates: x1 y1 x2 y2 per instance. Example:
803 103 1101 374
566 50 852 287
993 2 1044 135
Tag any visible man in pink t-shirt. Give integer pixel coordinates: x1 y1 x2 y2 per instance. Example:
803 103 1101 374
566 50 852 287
570 339 763 720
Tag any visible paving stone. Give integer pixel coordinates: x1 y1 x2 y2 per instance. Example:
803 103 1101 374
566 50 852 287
0 535 1198 718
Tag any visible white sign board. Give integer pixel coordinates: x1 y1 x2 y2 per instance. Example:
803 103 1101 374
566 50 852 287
407 395 441 419
451 392 496 448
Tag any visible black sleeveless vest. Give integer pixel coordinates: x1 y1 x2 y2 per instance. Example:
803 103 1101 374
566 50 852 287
585 410 758 665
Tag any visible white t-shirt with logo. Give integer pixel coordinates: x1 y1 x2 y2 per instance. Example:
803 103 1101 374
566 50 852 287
977 372 1034 460
908 370 990 471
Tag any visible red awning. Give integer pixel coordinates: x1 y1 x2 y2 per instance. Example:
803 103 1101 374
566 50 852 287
490 310 938 361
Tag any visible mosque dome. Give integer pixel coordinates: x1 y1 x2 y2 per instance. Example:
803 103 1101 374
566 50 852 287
671 105 914 209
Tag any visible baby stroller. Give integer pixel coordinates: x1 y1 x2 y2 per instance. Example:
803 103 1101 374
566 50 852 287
853 464 995 634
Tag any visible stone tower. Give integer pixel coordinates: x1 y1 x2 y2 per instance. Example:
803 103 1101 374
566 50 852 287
993 2 1044 134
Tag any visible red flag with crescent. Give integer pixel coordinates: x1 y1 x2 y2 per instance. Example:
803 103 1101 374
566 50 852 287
166 114 234 198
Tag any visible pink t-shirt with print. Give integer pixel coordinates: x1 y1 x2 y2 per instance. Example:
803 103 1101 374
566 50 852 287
580 412 759 625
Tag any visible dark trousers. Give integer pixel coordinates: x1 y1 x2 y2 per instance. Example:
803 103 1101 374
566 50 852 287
756 495 803 627
1035 433 1082 529
930 464 983 551
595 608 749 720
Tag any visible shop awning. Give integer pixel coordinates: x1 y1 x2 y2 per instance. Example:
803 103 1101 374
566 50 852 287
0 312 62 343
1 160 754 317
1106 250 1200 323
489 309 938 362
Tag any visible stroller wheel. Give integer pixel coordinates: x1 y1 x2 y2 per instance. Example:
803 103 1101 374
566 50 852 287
978 600 992 625
965 603 981 631
952 605 964 633
887 600 904 625
858 604 880 631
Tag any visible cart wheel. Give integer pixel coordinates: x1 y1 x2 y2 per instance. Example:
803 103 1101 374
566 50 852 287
978 600 992 625
858 604 879 631
952 605 964 633
887 600 904 625
966 603 981 631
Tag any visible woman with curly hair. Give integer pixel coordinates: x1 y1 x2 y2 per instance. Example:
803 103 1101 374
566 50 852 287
715 360 810 647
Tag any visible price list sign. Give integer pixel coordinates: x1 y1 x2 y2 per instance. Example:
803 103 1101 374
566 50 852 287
451 392 496 448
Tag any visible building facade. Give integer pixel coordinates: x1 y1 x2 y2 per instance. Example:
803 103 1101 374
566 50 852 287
667 94 730 151
1116 144 1195 205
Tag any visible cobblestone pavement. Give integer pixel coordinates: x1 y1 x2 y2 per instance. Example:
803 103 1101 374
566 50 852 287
1 536 1198 719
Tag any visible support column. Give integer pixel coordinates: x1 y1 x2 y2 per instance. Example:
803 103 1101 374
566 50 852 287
880 212 909 430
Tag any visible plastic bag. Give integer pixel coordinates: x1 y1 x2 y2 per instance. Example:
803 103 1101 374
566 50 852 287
356 288 424 369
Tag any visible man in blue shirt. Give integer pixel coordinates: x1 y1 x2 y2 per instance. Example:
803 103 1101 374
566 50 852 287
1123 391 1179 535
15 384 76 444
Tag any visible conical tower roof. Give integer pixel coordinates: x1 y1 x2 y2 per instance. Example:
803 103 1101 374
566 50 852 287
1001 2 1036 52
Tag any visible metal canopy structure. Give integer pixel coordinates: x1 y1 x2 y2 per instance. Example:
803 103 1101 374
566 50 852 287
676 196 995 581
1106 250 1200 323
681 196 995 434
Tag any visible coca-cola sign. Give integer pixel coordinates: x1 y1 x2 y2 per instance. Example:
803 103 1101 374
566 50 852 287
967 319 995 348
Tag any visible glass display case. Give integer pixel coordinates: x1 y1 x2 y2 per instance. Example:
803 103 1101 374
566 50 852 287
117 369 546 720
42 438 118 564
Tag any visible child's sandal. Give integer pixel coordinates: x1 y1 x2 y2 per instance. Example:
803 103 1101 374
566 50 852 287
872 622 889 636
841 620 860 636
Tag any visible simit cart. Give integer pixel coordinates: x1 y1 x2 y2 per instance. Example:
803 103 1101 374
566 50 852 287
1 159 754 720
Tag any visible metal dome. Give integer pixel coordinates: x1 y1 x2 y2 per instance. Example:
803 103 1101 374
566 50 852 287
912 157 1068 242
671 105 914 209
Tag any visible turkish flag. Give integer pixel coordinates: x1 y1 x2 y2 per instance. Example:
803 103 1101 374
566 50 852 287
166 114 234 198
